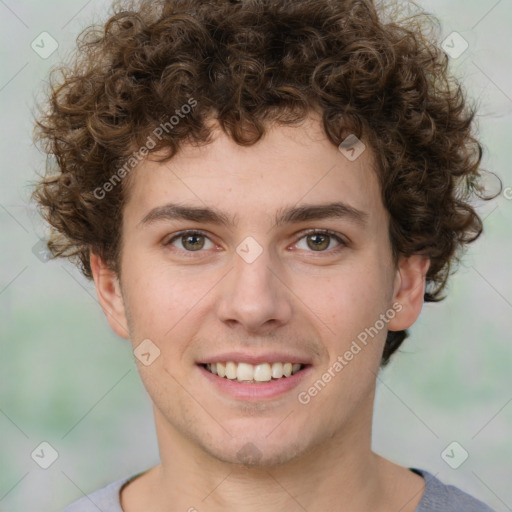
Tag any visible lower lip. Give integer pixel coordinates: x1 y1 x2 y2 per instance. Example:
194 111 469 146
197 364 312 401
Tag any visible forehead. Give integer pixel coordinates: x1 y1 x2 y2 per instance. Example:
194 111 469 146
122 114 384 228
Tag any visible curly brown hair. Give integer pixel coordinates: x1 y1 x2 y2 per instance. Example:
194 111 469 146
31 0 499 365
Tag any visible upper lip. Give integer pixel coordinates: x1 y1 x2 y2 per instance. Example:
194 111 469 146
197 352 312 366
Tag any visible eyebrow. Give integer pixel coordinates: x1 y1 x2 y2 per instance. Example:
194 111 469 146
138 201 369 229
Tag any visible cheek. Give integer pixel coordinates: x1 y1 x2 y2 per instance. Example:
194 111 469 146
120 258 183 340
312 264 390 326
309 272 392 376
121 256 220 357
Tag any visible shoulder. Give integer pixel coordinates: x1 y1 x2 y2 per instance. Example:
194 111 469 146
61 474 136 512
413 468 495 512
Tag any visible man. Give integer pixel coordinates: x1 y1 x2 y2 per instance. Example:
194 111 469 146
32 0 497 510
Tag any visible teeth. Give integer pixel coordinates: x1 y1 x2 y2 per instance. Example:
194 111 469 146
253 363 272 382
272 362 283 378
225 361 237 380
237 362 254 381
205 361 304 382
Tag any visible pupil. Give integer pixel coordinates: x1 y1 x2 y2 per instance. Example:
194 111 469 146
309 234 328 251
184 234 204 250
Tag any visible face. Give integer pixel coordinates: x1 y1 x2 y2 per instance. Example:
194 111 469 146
92 113 428 467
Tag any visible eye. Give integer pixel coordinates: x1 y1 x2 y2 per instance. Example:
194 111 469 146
165 230 215 253
164 228 347 256
294 229 346 253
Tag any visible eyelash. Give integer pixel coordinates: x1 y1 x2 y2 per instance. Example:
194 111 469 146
164 229 347 256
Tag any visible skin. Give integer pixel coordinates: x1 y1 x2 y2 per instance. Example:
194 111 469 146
91 112 430 512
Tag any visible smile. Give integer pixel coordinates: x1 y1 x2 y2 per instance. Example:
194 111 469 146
203 361 304 383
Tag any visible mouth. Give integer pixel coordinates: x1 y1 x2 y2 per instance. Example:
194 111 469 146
201 361 307 383
196 353 313 400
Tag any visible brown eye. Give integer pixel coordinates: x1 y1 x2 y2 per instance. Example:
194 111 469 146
306 233 330 251
181 233 205 251
295 230 346 253
166 231 214 252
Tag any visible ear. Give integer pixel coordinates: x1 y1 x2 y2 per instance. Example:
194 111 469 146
90 250 130 339
387 254 430 331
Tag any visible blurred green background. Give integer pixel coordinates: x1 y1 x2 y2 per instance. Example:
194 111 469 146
0 0 511 510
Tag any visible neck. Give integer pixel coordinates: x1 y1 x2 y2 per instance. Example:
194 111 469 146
144 399 390 511
121 390 425 512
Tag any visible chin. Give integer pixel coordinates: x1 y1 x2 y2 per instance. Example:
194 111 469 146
202 435 310 468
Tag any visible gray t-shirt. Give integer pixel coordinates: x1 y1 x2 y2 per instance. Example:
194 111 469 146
62 468 495 511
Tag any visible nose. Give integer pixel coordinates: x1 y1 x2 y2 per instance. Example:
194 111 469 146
216 242 293 334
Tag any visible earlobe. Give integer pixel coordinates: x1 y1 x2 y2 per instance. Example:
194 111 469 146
90 250 130 339
387 254 430 332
